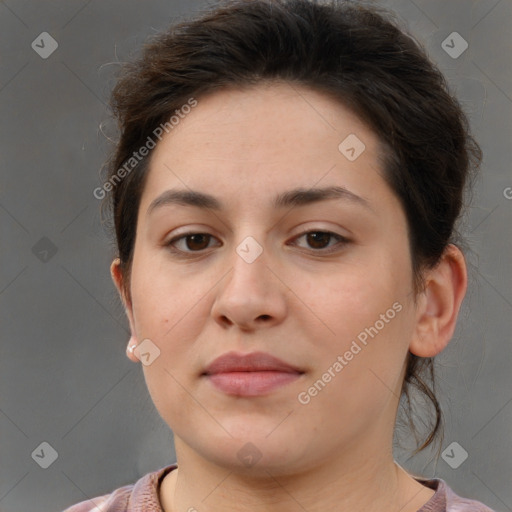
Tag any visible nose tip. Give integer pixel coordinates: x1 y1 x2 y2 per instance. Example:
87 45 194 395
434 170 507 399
211 251 288 331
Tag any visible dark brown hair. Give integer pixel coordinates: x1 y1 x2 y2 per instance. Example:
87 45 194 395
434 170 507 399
101 0 482 457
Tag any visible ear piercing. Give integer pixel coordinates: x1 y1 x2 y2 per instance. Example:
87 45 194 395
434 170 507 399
127 337 138 353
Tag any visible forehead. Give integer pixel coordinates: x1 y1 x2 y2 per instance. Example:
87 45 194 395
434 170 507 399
139 82 388 212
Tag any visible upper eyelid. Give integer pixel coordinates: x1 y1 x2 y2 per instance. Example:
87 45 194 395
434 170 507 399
167 228 346 241
167 222 350 240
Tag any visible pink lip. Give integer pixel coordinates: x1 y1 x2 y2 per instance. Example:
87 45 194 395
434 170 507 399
203 351 303 375
202 351 304 397
205 371 302 396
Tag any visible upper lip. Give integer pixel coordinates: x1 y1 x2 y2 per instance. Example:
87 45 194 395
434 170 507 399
202 351 304 375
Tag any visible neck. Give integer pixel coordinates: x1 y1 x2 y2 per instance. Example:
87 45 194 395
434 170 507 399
160 437 434 512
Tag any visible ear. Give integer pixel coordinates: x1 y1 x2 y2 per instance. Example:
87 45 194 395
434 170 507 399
110 258 139 363
409 244 468 358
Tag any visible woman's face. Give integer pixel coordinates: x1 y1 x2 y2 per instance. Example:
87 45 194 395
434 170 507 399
115 82 422 474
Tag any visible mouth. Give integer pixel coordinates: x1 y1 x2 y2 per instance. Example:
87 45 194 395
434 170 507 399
201 350 305 397
202 370 304 397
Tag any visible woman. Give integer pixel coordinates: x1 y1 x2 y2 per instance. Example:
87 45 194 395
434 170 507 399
64 0 494 510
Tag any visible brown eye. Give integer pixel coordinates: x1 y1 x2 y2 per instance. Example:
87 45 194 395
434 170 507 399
305 232 332 249
292 230 349 253
167 232 219 254
166 229 349 258
183 233 211 251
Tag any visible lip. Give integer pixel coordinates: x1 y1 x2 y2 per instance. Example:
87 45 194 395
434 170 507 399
202 351 303 375
202 351 304 397
205 372 302 396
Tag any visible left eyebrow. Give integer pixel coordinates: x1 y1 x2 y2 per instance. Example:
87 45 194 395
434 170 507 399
146 185 375 216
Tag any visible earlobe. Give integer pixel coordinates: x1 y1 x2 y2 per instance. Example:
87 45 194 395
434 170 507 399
409 244 468 358
126 335 140 363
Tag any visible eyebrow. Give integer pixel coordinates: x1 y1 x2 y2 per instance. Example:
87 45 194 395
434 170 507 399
146 185 374 216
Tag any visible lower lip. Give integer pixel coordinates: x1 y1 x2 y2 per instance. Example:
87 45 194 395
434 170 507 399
204 371 302 396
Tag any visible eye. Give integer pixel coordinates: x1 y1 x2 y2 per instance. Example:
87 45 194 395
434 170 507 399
290 230 350 253
165 229 350 257
166 232 220 255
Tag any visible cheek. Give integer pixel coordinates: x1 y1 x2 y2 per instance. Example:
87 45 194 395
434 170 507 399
301 264 401 337
129 252 224 366
130 248 203 335
301 262 411 387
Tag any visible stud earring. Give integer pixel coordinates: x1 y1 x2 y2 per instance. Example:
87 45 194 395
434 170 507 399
127 336 138 353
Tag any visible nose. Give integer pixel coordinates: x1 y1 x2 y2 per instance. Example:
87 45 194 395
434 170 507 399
210 239 288 331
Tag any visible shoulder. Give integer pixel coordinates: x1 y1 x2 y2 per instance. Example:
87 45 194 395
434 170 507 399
442 479 496 512
61 484 131 511
61 463 178 512
416 477 496 512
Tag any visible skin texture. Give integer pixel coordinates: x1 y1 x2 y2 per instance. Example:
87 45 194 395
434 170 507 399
111 82 467 512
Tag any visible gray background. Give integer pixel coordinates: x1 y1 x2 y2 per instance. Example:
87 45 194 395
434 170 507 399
1 1 510 511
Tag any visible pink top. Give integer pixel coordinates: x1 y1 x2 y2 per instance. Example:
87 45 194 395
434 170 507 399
62 463 495 512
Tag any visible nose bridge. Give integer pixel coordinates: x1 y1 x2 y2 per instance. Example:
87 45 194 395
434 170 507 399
226 213 268 273
228 233 268 290
235 233 266 266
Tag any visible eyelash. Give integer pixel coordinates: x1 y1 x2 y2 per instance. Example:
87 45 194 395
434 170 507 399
165 230 350 257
